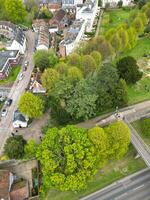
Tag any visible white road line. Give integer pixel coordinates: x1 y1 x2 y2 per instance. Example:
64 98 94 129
114 192 127 200
133 184 144 191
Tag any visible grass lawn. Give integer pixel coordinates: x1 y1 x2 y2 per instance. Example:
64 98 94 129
100 8 132 35
0 66 20 86
124 37 150 59
46 145 146 200
132 119 150 148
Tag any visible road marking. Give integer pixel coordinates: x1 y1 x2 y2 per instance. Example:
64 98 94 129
114 193 127 200
133 184 144 191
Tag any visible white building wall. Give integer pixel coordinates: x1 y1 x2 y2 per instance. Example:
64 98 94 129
65 20 86 55
13 120 28 128
36 44 49 51
7 38 26 54
76 0 98 32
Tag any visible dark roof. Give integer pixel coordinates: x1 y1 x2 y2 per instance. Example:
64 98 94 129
13 110 27 122
0 170 10 200
0 21 25 46
54 9 65 22
0 50 19 71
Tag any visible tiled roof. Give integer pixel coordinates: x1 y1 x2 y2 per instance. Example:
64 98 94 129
0 170 10 200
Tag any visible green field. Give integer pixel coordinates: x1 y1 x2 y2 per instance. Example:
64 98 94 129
132 119 150 148
100 8 132 35
46 145 145 200
0 66 20 86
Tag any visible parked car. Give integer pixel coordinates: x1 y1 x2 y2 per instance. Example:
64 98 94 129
24 61 29 67
18 73 24 81
5 98 12 106
1 108 7 117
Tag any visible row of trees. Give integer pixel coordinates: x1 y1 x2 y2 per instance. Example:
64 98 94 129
4 121 131 194
81 3 150 60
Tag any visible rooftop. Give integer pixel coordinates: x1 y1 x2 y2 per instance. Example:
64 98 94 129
0 170 10 200
0 50 19 71
13 110 27 123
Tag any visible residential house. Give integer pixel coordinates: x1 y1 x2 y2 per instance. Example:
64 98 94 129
13 109 29 128
59 19 86 57
29 80 46 94
0 50 21 79
49 9 68 32
0 21 26 54
39 0 62 12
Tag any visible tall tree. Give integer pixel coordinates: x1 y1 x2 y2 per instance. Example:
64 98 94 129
67 53 82 67
88 127 108 167
117 56 143 84
41 68 60 93
4 135 26 159
90 51 102 66
36 125 98 193
81 55 97 76
4 0 26 23
67 67 83 82
19 92 44 118
132 17 144 33
104 121 130 160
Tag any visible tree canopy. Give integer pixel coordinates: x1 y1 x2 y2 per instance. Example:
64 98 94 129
36 125 98 192
19 92 44 119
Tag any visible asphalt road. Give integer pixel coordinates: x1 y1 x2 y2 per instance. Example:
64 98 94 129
0 30 35 154
81 169 150 200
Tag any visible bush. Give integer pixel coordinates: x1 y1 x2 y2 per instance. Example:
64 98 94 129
144 25 150 33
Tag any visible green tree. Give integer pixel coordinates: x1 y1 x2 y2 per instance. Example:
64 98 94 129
4 135 26 159
104 121 130 160
55 62 68 75
24 139 38 158
41 68 60 93
88 127 108 167
90 51 102 66
81 55 97 76
19 92 44 118
118 28 129 51
34 50 58 72
38 7 53 19
114 79 128 107
127 27 137 48
4 0 26 23
132 17 144 33
117 56 143 84
67 53 82 67
66 79 98 120
67 67 83 82
36 125 98 193
110 33 122 54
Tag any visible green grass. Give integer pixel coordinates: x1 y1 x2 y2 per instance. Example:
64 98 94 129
132 119 150 148
100 8 132 35
0 66 20 86
46 145 146 200
124 37 150 59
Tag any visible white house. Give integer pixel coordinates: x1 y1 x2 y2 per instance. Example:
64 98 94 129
76 0 98 32
13 110 29 128
59 19 86 57
62 0 84 7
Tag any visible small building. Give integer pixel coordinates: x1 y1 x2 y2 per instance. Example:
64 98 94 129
13 110 29 128
62 0 83 7
59 19 86 57
0 50 21 79
29 80 46 94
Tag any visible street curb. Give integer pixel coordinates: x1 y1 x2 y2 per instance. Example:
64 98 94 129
80 168 149 200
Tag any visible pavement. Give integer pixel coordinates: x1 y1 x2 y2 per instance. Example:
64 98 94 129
81 168 150 200
0 30 35 155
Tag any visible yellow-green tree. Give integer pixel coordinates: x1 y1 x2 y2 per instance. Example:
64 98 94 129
19 92 44 118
